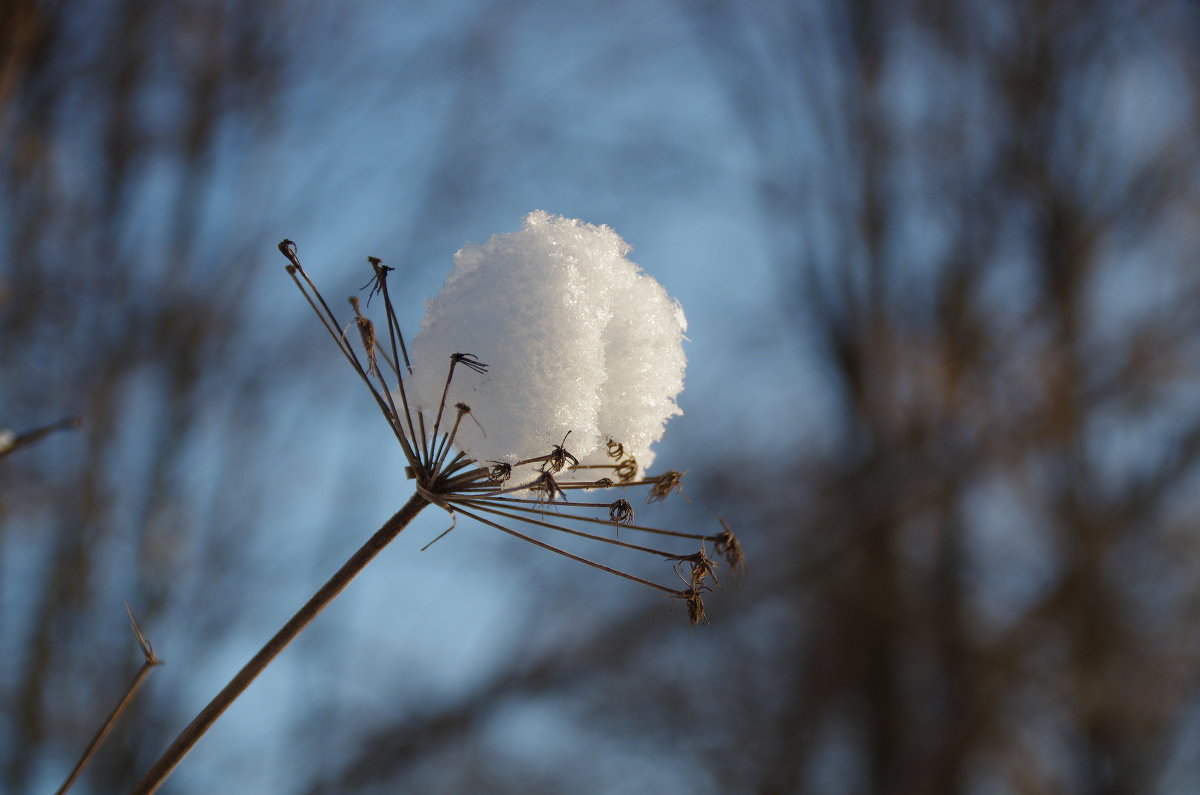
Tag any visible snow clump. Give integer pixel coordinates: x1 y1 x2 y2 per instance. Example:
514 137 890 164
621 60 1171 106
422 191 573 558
409 210 687 477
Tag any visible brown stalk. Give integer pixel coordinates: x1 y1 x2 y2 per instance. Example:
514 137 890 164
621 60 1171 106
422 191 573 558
428 357 461 458
363 262 421 448
282 243 421 470
458 499 684 558
56 604 161 795
132 493 428 794
471 498 715 541
450 503 682 597
0 416 82 459
430 404 470 474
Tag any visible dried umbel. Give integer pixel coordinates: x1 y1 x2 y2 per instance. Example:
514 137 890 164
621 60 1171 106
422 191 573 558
278 213 743 623
131 219 744 795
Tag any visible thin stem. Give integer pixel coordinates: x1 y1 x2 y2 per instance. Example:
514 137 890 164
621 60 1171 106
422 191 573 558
57 662 159 794
281 245 359 360
377 266 412 372
438 452 471 477
431 406 467 474
288 272 408 439
417 410 431 470
469 477 556 499
458 499 682 558
362 330 418 454
477 500 715 541
367 353 421 470
452 504 681 596
428 358 459 464
375 283 421 447
282 244 420 470
0 415 81 459
436 465 493 491
132 492 429 795
483 496 625 509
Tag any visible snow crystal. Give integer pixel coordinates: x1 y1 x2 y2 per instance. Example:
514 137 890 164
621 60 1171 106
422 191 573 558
409 210 686 476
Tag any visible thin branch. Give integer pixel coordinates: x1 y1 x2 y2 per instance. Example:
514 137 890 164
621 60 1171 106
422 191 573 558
132 493 429 795
56 604 161 795
0 416 81 459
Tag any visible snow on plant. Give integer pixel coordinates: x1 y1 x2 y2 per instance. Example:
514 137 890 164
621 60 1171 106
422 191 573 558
279 211 744 611
409 210 687 476
131 214 745 793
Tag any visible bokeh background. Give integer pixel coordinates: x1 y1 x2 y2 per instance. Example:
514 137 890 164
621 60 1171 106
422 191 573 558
5 1 1200 793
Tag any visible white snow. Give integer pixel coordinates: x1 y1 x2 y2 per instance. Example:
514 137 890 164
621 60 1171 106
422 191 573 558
409 210 686 477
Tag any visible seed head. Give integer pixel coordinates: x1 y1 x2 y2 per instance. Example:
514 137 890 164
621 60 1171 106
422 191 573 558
487 462 513 484
714 518 746 576
609 499 635 525
279 217 742 626
647 470 688 503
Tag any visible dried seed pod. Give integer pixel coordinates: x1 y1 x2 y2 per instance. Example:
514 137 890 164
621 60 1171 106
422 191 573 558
487 462 513 484
544 431 580 474
531 471 565 502
360 256 394 305
609 499 635 525
713 518 745 575
683 585 709 626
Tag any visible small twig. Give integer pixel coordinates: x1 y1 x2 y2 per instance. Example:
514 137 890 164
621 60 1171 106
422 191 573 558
0 416 81 459
420 512 457 551
132 493 429 794
56 603 161 795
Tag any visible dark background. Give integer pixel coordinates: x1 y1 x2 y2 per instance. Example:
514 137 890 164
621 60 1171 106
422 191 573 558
4 1 1200 792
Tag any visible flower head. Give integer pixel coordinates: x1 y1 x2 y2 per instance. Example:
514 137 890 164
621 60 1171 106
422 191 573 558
280 215 740 625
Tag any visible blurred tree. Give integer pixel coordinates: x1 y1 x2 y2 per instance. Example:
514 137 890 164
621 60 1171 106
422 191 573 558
0 0 305 790
302 1 1200 793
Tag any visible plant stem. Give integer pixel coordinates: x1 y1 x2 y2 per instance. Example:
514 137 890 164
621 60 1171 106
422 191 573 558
57 660 158 794
132 492 428 794
0 415 81 459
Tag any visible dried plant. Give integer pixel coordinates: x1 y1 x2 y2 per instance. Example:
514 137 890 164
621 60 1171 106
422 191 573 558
131 222 742 793
57 604 161 794
278 237 739 615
